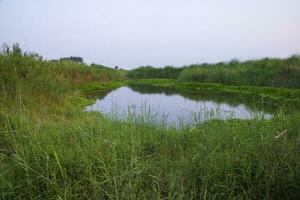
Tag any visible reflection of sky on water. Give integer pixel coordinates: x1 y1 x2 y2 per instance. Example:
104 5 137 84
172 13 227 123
86 87 272 127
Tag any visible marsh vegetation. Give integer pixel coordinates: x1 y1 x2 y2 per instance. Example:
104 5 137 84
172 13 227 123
128 56 300 88
0 45 299 199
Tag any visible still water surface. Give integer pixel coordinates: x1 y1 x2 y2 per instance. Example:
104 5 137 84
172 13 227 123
86 86 273 127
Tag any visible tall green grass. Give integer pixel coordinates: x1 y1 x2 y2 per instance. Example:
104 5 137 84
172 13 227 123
0 44 123 107
1 110 300 199
129 56 300 88
178 57 300 88
128 66 184 79
0 45 300 199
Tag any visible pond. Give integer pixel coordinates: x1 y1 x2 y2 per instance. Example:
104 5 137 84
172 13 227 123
86 85 274 127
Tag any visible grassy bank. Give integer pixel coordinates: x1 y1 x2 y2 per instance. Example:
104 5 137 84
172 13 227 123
2 109 300 199
128 56 300 88
127 79 300 106
1 47 300 199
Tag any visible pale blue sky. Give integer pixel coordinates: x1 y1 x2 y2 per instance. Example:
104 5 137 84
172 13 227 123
0 0 299 69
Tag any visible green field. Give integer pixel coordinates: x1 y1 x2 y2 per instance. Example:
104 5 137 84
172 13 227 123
1 46 300 199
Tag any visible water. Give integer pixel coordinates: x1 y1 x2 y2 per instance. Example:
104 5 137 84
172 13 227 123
86 86 274 127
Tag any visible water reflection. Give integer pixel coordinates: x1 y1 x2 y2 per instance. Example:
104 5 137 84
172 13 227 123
86 86 274 127
128 84 278 113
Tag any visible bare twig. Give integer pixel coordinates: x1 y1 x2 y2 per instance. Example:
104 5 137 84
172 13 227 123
275 130 287 140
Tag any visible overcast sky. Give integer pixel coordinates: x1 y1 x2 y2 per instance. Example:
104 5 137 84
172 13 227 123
0 0 299 69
